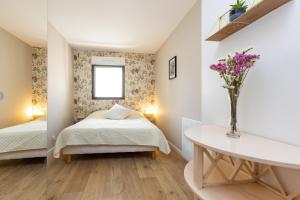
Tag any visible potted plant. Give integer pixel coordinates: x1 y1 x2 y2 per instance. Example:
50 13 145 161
210 48 260 138
229 0 248 22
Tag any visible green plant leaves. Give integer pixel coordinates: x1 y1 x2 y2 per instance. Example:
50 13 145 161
230 0 248 11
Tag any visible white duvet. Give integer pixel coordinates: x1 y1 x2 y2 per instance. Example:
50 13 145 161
0 119 47 153
54 110 171 158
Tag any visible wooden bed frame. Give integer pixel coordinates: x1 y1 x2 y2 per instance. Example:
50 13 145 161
61 145 158 163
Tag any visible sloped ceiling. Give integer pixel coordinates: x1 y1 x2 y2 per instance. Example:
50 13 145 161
0 0 47 47
48 0 197 53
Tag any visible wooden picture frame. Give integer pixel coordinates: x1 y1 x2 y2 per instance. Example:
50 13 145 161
169 56 177 80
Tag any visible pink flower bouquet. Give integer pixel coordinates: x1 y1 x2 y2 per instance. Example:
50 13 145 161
210 48 260 138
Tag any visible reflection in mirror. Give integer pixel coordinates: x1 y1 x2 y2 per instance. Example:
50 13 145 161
0 1 47 198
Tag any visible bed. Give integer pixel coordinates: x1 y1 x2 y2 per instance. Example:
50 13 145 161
0 119 47 160
54 110 171 161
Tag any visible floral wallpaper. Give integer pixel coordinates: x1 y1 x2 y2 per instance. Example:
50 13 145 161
73 48 156 120
32 47 47 112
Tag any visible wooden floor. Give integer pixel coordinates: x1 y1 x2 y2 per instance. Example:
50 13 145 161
0 158 46 200
47 152 194 200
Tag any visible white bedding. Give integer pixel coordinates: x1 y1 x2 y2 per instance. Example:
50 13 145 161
54 110 171 158
0 119 47 153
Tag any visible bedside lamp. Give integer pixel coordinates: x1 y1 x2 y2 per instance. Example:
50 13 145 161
145 105 157 116
33 105 45 119
26 106 33 119
27 104 45 120
144 105 157 124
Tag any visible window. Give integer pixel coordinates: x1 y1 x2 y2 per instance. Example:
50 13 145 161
92 65 125 99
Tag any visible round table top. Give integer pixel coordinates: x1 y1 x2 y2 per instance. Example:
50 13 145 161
185 125 300 169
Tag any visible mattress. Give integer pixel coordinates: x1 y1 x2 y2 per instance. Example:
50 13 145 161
0 120 47 154
54 110 170 158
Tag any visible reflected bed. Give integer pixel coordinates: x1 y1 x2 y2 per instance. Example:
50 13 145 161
0 119 47 160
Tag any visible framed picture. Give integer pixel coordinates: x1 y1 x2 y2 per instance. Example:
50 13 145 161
169 56 177 80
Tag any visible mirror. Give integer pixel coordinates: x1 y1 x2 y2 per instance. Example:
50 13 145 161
0 0 47 198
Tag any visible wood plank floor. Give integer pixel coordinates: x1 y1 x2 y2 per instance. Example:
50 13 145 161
47 152 194 200
0 158 46 200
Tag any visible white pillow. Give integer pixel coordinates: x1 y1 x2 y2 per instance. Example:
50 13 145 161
104 104 131 120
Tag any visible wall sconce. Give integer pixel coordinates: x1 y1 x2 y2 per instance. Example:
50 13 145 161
144 105 157 124
144 105 157 116
32 105 45 118
27 104 45 120
26 107 33 119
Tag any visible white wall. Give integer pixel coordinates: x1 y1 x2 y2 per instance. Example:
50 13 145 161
0 27 32 128
47 24 74 149
155 0 201 149
182 117 202 160
201 0 300 196
201 0 300 147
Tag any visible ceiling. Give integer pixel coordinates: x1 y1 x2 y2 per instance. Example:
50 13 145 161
48 0 197 53
0 0 47 47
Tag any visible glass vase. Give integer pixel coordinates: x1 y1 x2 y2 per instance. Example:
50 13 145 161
227 88 240 138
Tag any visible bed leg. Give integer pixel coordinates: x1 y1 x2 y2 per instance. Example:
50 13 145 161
151 151 157 160
65 155 72 164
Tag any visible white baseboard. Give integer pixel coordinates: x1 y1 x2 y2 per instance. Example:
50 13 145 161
168 140 185 159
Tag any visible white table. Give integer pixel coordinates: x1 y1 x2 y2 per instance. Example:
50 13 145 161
184 125 300 200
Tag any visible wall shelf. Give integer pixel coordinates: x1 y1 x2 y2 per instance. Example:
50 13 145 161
206 0 292 41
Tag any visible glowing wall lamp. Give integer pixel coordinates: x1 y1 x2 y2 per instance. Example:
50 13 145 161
26 106 33 119
26 104 45 120
144 105 158 116
144 105 157 124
